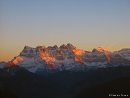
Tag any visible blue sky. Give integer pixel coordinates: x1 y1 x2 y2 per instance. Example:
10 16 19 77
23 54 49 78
0 0 130 61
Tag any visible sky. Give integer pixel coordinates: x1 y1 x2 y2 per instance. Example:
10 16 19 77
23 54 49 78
0 0 130 61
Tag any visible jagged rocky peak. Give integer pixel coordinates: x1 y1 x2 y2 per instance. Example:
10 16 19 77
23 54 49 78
47 45 59 51
20 45 36 57
24 45 33 49
36 46 46 52
59 43 75 49
53 45 58 49
67 43 76 49
92 47 106 52
19 44 79 58
36 45 46 49
60 44 67 49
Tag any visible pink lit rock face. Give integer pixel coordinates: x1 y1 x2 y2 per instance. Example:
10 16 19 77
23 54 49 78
6 43 130 73
10 57 23 65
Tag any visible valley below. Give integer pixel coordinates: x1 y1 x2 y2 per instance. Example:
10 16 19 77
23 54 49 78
0 65 130 98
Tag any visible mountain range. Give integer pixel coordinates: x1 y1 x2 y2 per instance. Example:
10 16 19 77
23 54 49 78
1 43 130 73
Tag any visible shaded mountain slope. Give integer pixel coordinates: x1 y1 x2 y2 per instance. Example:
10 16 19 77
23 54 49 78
0 66 60 98
75 77 130 98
